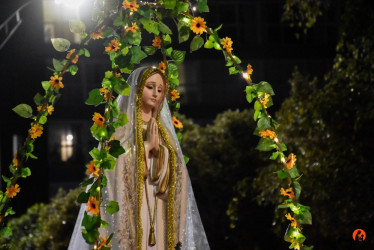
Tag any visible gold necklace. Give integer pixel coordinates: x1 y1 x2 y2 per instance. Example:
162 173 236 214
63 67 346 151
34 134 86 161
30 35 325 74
144 178 158 246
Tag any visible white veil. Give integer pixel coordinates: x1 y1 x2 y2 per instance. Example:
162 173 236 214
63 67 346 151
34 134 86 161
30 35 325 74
68 66 209 249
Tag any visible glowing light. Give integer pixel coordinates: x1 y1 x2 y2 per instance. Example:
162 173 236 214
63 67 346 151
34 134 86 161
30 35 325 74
192 6 197 12
182 17 190 23
66 134 73 141
281 157 286 163
242 72 249 80
55 0 85 9
293 231 299 237
274 137 279 143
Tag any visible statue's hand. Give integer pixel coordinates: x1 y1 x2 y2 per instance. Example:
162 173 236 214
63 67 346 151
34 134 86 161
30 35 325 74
146 118 159 156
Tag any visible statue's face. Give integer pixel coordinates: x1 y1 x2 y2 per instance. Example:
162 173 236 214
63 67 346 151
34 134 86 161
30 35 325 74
142 73 165 112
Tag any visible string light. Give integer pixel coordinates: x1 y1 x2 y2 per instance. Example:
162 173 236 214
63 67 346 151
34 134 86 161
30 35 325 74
274 137 279 143
242 72 249 80
281 157 286 163
192 6 197 12
182 17 190 23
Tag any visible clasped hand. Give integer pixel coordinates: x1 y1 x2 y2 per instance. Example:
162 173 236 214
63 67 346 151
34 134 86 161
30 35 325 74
145 118 159 157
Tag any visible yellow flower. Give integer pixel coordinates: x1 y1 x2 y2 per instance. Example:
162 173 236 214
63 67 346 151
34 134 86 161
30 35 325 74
285 213 298 228
12 152 19 167
115 72 122 78
86 196 100 215
105 39 120 53
49 75 64 89
30 123 43 139
260 93 270 108
246 64 253 76
47 105 54 115
190 17 207 35
100 88 113 102
170 89 180 101
90 28 103 40
172 116 183 129
152 36 162 49
125 22 139 34
66 49 76 59
86 160 100 178
259 129 276 139
280 187 295 199
286 153 296 170
158 61 167 73
122 0 139 11
221 37 233 53
71 54 79 64
93 112 106 128
98 236 111 248
6 184 20 199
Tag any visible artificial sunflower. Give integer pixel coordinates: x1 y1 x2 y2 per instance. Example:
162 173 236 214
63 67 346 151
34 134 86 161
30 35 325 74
66 49 76 59
105 39 120 53
286 153 296 170
30 123 43 139
86 196 100 215
285 213 298 228
190 16 207 35
100 88 113 102
6 184 20 199
221 37 233 53
280 187 295 199
47 105 54 115
90 28 103 40
98 236 111 248
152 35 162 49
12 152 19 167
158 61 167 73
92 112 106 127
49 75 64 89
259 129 276 139
86 160 100 178
170 89 180 101
246 64 253 75
260 93 270 108
172 116 183 129
125 22 139 34
71 54 79 64
122 0 139 11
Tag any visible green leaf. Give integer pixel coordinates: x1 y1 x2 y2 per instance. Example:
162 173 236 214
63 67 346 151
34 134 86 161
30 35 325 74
281 143 287 151
126 29 142 45
204 40 214 49
256 138 277 151
0 227 12 237
257 81 275 95
270 152 280 160
293 180 301 199
52 58 67 72
253 110 262 121
86 89 103 106
89 147 101 160
67 64 78 75
178 22 190 43
51 38 71 52
159 22 172 34
257 117 271 130
190 36 204 52
102 28 114 37
106 201 119 215
171 50 186 64
276 170 289 179
299 208 312 225
115 54 132 70
82 228 100 245
229 66 239 75
80 48 91 57
184 155 190 164
143 46 157 55
140 19 159 35
101 220 109 228
116 113 129 126
77 192 90 203
82 212 101 230
20 167 31 178
197 0 209 12
164 0 177 9
108 140 125 158
246 92 256 104
80 177 94 187
101 175 108 187
130 46 147 64
5 207 15 216
177 1 189 12
163 34 172 45
42 81 50 91
13 104 33 118
38 115 47 124
69 20 86 34
2 175 11 186
254 100 263 111
113 15 125 27
33 93 44 106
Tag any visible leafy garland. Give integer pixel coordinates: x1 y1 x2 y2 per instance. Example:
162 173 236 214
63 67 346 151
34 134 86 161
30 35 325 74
0 0 313 249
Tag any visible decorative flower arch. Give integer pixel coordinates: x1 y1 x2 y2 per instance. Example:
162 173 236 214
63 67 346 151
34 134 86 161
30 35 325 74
0 1 312 249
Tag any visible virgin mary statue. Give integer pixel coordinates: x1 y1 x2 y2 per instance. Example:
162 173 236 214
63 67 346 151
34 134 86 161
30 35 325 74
68 66 210 249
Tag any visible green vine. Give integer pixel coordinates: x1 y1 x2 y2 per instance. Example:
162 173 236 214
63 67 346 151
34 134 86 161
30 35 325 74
1 0 313 249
